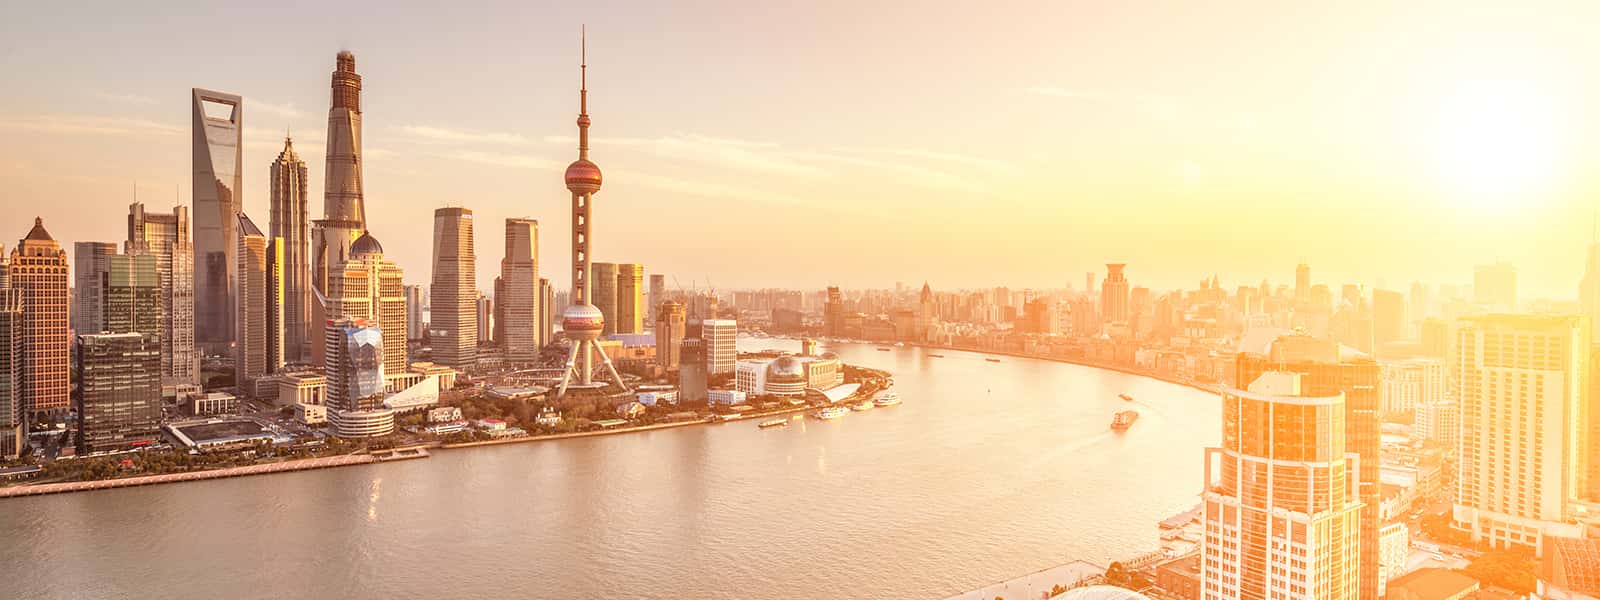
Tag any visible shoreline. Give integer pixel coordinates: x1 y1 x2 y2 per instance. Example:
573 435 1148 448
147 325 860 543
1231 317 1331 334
903 342 1224 397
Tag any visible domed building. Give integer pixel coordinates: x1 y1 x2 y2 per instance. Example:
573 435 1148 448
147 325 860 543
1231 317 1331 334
762 356 807 397
734 352 844 397
1052 585 1152 600
320 230 407 376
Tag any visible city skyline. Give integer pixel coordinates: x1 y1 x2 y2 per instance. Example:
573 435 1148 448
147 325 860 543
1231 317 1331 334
7 3 1600 295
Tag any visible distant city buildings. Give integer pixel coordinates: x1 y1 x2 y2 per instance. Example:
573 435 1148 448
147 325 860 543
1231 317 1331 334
592 262 618 336
11 218 69 420
75 332 162 454
1101 263 1130 325
1378 357 1444 416
1473 262 1517 310
191 87 242 355
430 207 476 369
71 241 116 335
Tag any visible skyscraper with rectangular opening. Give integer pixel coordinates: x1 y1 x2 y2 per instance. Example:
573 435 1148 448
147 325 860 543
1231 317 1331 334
191 88 242 354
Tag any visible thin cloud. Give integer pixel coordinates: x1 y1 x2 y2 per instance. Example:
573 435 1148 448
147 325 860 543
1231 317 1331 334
834 146 1020 175
615 169 801 205
252 100 304 119
94 91 156 106
400 125 533 145
0 115 183 137
545 133 818 176
446 150 560 169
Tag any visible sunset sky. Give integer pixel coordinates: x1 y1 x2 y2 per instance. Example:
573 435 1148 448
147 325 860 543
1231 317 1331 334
4 1 1600 298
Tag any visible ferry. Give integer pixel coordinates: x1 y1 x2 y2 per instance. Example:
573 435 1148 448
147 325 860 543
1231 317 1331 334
876 347 893 352
928 353 945 358
1111 410 1140 431
873 391 902 407
985 357 1002 363
1119 393 1134 402
813 407 849 420
851 399 875 411
758 418 788 429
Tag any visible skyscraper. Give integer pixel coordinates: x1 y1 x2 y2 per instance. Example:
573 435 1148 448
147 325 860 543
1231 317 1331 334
592 262 618 335
501 218 540 361
0 289 22 459
128 202 197 384
1295 262 1311 304
1236 333 1381 599
75 332 161 455
1101 263 1130 325
1454 314 1589 553
824 286 843 336
324 232 407 375
703 318 737 374
71 241 117 335
555 29 630 398
431 207 476 369
191 87 242 354
312 51 367 297
616 263 644 334
649 274 666 321
11 218 69 420
269 135 311 363
235 214 279 391
102 254 161 338
539 278 553 349
404 284 425 341
476 292 493 344
679 338 708 404
1473 262 1517 310
1201 371 1362 600
656 300 685 370
323 318 393 438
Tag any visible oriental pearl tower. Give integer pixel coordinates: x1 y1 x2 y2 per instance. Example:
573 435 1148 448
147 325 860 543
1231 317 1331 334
557 28 630 399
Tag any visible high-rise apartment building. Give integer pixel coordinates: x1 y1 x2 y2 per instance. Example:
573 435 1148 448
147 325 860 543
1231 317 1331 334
75 332 161 455
102 254 161 338
0 290 23 459
1101 263 1130 324
235 214 280 391
1378 357 1444 416
1414 399 1460 447
1473 262 1517 310
615 263 644 334
1236 334 1380 600
72 241 117 335
656 300 685 370
679 338 708 404
539 278 553 348
501 218 540 361
11 218 69 420
649 274 666 321
592 262 618 336
191 88 242 354
127 202 198 384
324 233 407 375
1453 314 1589 553
312 51 368 297
476 292 493 344
824 286 843 337
1201 371 1363 600
269 135 311 363
703 318 737 374
430 207 476 369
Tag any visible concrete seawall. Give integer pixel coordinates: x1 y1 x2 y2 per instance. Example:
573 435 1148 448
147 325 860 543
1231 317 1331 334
0 454 379 499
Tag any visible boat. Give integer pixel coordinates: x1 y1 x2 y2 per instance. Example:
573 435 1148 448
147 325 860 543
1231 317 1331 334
876 347 892 352
985 357 1002 363
1119 393 1134 402
758 418 788 429
928 353 945 358
894 342 906 347
786 398 807 406
1111 410 1140 431
812 407 849 420
873 391 902 407
851 399 874 411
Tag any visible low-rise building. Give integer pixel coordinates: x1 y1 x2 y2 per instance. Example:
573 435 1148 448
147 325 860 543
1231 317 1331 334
708 389 747 405
294 403 327 426
1384 568 1479 600
637 390 678 406
427 406 462 424
188 391 239 416
1378 523 1411 596
1153 552 1201 600
274 371 326 407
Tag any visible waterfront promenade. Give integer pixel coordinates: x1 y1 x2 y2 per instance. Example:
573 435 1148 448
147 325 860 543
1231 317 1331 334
943 560 1105 600
0 454 379 498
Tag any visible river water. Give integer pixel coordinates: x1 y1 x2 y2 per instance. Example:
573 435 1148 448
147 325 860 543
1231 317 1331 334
0 339 1220 599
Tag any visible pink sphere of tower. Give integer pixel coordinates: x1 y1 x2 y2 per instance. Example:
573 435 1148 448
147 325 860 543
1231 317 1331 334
562 303 605 342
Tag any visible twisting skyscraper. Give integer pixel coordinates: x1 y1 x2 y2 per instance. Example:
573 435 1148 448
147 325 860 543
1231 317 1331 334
270 135 311 363
556 29 630 398
191 88 242 353
313 51 367 296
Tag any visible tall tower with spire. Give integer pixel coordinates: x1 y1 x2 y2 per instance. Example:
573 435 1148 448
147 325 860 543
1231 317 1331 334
313 50 367 297
270 135 311 363
556 27 629 398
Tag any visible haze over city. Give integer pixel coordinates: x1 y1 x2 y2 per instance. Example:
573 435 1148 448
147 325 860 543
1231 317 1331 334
5 1 1600 294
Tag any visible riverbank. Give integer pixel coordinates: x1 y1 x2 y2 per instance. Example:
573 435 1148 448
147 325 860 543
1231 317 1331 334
0 453 380 499
909 342 1224 397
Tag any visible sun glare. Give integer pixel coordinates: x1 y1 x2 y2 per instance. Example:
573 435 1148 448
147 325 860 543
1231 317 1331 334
1428 80 1562 206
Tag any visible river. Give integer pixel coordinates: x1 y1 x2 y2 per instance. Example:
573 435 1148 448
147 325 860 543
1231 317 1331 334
0 339 1220 599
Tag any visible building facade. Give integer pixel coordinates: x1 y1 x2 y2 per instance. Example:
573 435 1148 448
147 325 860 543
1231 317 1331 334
75 332 162 454
0 290 22 459
235 214 280 393
71 241 117 335
11 218 69 419
191 87 242 354
1378 357 1445 416
268 136 311 363
101 254 161 338
1102 263 1131 325
1201 371 1362 600
312 51 368 299
615 263 643 334
323 318 394 438
703 318 737 374
1453 314 1588 554
324 233 407 375
127 203 198 384
404 284 425 341
430 207 476 369
592 262 618 336
500 218 539 361
655 300 685 370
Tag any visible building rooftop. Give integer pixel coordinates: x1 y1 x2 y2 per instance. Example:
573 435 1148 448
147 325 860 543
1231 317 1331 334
1385 568 1480 600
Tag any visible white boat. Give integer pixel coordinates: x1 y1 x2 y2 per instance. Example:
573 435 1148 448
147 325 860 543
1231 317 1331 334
873 391 902 407
758 418 788 429
850 399 874 411
813 407 849 420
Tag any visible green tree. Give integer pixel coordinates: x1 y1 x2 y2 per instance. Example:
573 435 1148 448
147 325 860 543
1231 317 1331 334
1461 550 1536 594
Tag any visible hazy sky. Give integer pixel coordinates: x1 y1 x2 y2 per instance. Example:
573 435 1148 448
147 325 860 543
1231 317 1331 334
4 1 1600 298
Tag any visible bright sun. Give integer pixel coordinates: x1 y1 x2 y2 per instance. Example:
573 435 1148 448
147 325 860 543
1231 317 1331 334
1428 80 1562 205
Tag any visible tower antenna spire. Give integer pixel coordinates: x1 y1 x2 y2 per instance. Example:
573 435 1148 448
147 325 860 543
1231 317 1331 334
577 24 590 160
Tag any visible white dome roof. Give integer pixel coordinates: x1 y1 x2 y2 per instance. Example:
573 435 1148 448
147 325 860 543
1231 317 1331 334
1054 586 1152 600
